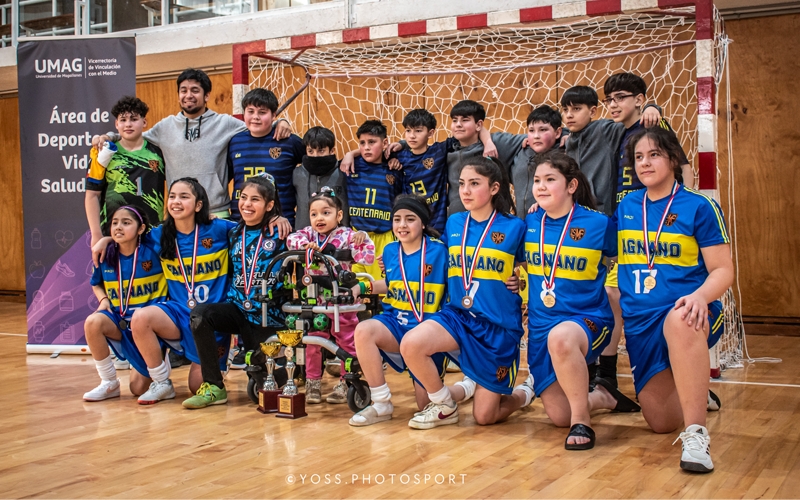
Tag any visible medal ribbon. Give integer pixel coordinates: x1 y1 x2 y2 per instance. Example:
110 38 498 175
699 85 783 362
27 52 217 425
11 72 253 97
540 204 575 293
175 225 199 298
242 227 265 299
461 210 497 294
305 231 331 270
116 246 139 318
399 237 427 323
642 181 679 271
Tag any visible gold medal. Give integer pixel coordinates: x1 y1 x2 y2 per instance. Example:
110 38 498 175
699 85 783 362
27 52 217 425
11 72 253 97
543 294 556 308
643 275 656 290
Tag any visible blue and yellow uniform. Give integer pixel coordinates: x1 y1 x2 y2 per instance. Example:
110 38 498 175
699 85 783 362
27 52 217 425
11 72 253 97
430 211 525 394
524 205 616 396
396 139 457 234
90 242 168 376
347 156 403 280
615 185 729 393
145 218 236 369
227 129 305 224
227 227 286 328
373 237 449 383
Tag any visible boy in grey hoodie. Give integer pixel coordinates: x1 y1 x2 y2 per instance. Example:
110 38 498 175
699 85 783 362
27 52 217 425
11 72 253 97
293 126 349 229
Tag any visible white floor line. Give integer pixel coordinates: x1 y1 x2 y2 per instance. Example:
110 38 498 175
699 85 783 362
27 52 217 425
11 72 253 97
617 373 800 389
0 332 26 337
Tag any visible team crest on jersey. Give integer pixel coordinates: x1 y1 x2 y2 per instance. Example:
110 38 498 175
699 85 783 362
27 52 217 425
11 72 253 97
570 228 586 241
423 157 435 170
665 213 679 226
491 232 505 244
424 264 433 277
263 240 276 251
142 260 153 272
520 277 527 291
386 174 396 185
583 318 598 333
201 238 213 249
148 160 160 172
269 147 282 159
608 260 616 271
496 366 509 381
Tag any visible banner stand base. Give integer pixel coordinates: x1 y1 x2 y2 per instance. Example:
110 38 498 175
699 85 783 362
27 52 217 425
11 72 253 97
26 344 91 355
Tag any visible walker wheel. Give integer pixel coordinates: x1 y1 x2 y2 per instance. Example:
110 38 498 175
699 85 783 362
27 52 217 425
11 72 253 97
347 380 371 413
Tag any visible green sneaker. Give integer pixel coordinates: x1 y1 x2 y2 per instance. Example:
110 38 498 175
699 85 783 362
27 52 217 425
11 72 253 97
182 382 228 409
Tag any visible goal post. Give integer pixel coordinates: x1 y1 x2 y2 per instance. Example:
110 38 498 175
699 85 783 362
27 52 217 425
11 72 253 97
232 0 745 372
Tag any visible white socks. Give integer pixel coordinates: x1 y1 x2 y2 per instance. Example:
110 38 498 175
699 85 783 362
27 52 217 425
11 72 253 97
428 385 454 405
147 361 170 383
370 383 393 416
95 355 117 381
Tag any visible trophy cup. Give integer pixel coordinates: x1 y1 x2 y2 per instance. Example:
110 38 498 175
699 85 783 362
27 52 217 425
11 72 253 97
276 329 307 419
257 341 282 414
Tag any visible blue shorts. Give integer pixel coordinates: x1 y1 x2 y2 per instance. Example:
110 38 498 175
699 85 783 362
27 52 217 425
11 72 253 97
625 300 724 394
527 315 612 397
153 302 230 372
96 310 150 377
370 314 448 389
430 306 520 395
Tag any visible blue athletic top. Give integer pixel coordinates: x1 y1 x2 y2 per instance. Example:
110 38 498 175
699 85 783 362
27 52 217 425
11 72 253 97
91 242 168 321
227 129 305 224
396 139 457 234
346 156 403 233
615 185 730 334
227 226 286 327
381 236 448 329
524 204 616 339
443 211 526 338
146 218 236 307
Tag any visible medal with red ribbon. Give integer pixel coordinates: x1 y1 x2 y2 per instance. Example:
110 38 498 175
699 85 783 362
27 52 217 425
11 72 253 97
175 226 199 308
399 237 427 322
302 232 331 287
641 181 679 290
241 227 265 311
539 204 575 308
460 211 497 309
116 246 139 330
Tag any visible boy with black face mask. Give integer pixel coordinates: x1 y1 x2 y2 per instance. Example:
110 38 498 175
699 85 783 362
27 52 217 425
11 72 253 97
293 126 349 229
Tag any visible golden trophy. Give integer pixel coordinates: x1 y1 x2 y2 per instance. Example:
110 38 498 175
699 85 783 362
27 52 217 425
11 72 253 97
276 329 307 419
257 341 282 414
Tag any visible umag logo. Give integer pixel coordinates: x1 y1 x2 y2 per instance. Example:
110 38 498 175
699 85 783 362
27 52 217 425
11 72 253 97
35 59 83 74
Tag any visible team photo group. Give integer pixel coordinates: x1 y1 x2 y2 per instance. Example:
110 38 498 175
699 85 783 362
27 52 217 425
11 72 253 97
80 67 733 476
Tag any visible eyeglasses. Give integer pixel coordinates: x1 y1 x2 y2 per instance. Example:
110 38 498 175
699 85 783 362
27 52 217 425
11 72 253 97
602 93 635 105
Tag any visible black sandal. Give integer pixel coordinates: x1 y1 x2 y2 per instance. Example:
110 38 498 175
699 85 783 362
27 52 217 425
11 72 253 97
595 376 641 413
565 423 595 450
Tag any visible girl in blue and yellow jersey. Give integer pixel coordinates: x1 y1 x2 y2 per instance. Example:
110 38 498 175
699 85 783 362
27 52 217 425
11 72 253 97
615 127 733 473
401 157 527 429
349 195 475 427
184 174 288 409
521 152 640 450
83 205 167 402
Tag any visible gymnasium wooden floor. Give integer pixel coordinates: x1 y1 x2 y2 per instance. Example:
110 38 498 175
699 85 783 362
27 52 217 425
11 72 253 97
1 302 799 499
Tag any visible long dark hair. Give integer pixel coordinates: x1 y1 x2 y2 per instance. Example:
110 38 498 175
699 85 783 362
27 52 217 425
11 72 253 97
160 177 211 260
236 174 283 234
531 152 597 210
105 205 150 268
459 156 514 215
625 127 685 184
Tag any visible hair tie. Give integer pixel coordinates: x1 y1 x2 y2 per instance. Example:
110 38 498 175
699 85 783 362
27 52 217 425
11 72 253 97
258 172 276 186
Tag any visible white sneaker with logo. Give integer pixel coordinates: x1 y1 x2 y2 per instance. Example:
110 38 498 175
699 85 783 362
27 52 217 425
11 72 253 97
408 401 459 429
83 379 121 402
673 424 714 473
137 379 176 405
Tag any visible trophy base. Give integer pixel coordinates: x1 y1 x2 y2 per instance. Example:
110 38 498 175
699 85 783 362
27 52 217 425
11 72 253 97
257 389 282 414
276 393 307 419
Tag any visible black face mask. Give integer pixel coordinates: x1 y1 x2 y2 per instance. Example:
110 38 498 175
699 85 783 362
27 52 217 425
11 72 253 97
302 154 338 176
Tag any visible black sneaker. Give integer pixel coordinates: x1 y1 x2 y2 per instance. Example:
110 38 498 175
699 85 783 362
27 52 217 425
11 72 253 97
230 348 247 370
168 350 191 368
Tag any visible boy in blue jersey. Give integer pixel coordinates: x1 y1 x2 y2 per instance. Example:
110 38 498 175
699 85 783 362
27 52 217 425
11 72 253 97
227 88 305 225
293 126 349 229
345 120 403 280
597 73 694 389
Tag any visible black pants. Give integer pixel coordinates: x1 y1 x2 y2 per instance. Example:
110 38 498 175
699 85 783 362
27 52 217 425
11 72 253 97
190 302 277 388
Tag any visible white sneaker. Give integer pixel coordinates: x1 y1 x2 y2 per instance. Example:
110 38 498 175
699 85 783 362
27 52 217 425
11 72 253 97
138 379 176 405
453 376 477 403
446 361 462 373
673 424 714 473
83 379 121 401
408 401 459 430
113 358 130 370
707 390 721 411
514 374 535 408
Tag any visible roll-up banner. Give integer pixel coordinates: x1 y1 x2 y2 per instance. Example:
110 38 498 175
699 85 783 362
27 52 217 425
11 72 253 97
17 37 136 353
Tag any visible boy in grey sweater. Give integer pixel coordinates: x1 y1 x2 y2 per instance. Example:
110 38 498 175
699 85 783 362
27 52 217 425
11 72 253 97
294 126 349 229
